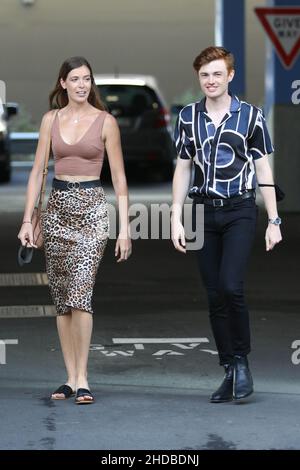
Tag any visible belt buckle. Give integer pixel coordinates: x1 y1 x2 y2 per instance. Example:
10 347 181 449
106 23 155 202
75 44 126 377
67 181 80 190
212 198 224 207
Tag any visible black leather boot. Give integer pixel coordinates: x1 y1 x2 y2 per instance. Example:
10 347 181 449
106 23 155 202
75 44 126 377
210 364 234 403
233 355 253 400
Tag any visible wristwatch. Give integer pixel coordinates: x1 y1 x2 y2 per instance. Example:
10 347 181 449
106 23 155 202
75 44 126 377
268 216 282 225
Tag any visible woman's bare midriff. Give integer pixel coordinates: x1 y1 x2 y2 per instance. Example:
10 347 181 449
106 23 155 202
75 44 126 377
55 175 100 182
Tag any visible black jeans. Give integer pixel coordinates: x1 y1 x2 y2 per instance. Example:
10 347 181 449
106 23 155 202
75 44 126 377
193 197 258 365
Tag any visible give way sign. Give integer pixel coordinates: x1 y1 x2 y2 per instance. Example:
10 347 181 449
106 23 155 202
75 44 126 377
255 7 300 68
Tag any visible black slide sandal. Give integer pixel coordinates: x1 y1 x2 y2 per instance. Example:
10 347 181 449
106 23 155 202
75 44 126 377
75 388 94 404
51 384 75 400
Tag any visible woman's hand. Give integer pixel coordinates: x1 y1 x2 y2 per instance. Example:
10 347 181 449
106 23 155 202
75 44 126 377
265 224 282 251
171 218 186 253
17 222 37 248
115 233 132 262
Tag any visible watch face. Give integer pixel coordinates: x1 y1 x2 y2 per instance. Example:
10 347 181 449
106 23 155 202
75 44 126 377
270 217 281 225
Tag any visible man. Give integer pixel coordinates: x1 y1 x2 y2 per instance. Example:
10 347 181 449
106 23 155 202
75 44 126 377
171 46 282 403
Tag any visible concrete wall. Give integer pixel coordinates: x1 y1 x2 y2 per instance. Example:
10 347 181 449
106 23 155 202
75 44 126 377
0 0 268 126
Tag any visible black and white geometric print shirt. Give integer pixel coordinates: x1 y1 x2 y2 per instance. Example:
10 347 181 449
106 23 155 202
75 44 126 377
174 94 274 198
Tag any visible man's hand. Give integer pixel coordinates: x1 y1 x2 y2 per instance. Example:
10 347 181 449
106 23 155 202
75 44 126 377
265 224 282 251
171 219 186 253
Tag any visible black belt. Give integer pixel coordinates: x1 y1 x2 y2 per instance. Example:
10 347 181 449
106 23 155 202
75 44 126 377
52 178 102 190
193 190 255 207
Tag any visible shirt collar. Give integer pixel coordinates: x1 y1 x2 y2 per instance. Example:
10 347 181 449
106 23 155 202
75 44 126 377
197 92 241 113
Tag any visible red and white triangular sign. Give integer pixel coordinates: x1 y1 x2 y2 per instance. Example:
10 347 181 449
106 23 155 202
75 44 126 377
255 7 300 68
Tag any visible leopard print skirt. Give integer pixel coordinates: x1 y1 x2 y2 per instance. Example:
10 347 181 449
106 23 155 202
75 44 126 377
41 185 109 315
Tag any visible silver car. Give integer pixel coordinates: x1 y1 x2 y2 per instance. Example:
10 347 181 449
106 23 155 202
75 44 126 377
94 75 175 181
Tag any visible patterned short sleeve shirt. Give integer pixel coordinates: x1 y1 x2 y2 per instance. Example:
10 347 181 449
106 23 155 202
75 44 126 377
174 94 274 198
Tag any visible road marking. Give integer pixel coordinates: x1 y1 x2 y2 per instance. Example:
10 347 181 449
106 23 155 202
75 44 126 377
200 349 218 355
0 305 56 318
0 339 19 365
153 350 184 356
112 338 209 351
0 273 48 286
112 338 209 344
90 339 217 359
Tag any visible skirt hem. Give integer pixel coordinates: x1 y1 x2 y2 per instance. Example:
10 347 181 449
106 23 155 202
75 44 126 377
56 304 94 316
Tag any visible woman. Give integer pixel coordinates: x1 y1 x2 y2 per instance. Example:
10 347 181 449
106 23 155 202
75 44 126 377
17 56 132 404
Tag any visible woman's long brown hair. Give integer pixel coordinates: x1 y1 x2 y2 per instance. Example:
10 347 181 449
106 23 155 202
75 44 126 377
49 56 106 110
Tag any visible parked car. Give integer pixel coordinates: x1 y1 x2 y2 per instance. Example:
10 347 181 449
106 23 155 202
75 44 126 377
94 75 175 180
0 102 18 183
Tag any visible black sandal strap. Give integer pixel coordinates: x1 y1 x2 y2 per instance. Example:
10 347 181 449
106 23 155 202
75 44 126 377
76 388 93 399
53 384 74 397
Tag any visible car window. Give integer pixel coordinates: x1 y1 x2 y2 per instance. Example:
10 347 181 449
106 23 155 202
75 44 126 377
97 85 161 117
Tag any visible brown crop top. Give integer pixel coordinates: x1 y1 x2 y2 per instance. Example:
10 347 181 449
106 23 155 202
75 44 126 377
51 110 108 177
